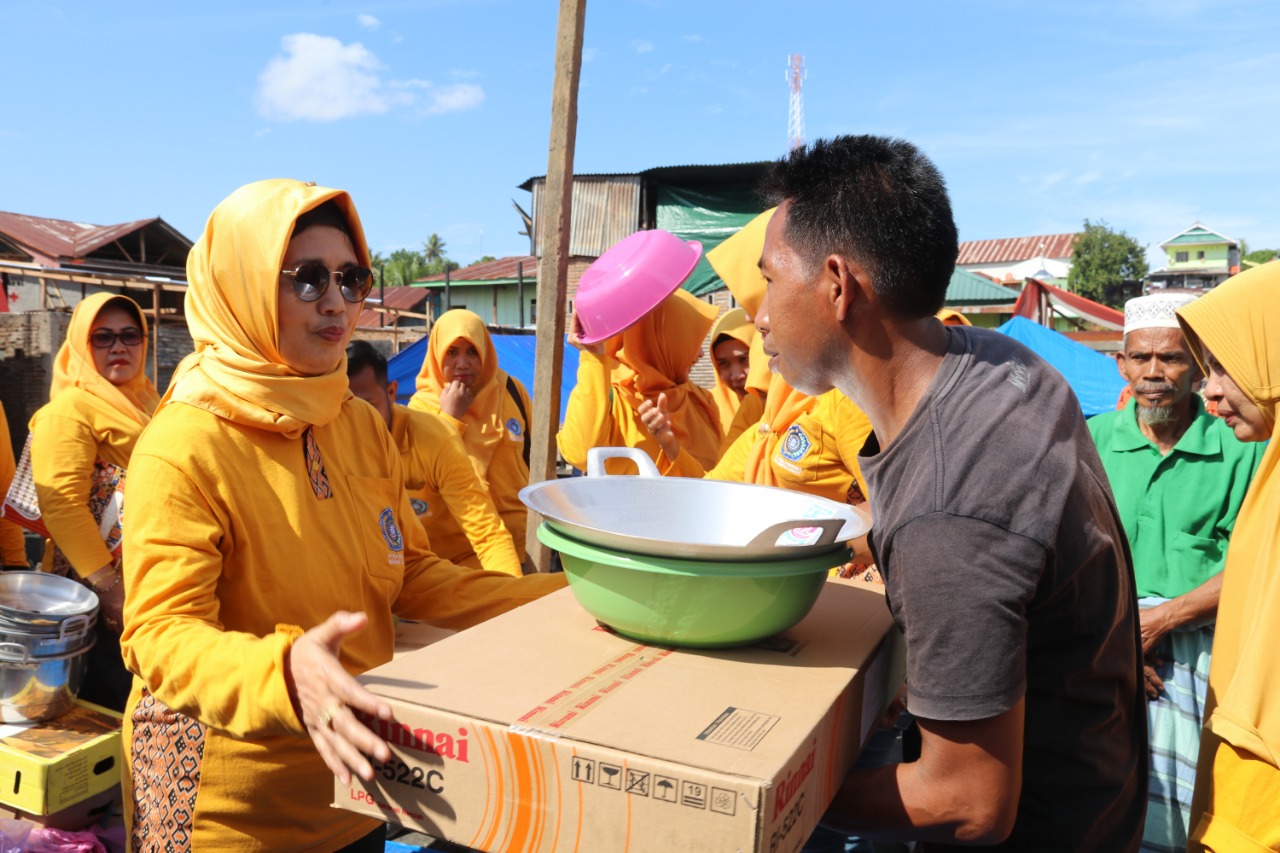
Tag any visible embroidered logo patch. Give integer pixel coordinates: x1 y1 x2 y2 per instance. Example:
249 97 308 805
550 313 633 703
379 507 404 552
779 425 812 462
506 418 522 438
409 498 430 517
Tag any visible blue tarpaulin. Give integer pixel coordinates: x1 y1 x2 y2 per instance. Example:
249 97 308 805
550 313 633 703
387 334 581 425
995 316 1125 417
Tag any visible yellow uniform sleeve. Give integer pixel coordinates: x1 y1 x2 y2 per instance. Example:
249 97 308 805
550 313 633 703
431 428 523 577
703 421 757 483
722 392 765 454
556 351 616 472
0 410 26 567
822 393 873 501
30 410 112 576
121 454 306 738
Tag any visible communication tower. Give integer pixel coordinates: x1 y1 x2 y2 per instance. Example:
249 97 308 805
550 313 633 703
787 54 806 151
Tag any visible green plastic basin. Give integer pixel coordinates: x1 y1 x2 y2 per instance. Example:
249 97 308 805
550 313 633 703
537 523 848 648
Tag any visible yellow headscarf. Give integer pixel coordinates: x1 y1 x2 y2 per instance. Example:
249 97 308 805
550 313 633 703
411 309 513 473
708 307 756 432
1176 264 1280 776
163 179 369 438
613 289 723 463
50 292 159 425
707 207 775 319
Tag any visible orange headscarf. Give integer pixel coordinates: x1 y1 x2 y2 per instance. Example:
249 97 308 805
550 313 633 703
50 292 159 425
1176 264 1280 818
613 289 723 464
411 309 513 473
707 208 775 319
708 307 756 432
163 179 369 438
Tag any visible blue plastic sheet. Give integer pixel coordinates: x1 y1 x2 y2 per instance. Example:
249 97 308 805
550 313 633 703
995 316 1126 417
387 334 581 425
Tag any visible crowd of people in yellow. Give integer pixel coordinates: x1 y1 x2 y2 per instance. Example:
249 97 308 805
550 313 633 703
0 133 1276 853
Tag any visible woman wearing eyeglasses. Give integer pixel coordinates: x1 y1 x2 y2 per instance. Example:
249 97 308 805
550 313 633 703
28 291 159 711
118 180 561 853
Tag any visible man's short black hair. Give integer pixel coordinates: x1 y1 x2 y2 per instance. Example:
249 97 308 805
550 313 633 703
346 339 388 385
759 135 959 320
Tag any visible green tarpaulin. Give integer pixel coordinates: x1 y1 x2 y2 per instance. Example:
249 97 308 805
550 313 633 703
655 185 766 297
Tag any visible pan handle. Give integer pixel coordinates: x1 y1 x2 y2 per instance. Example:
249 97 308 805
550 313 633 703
586 447 662 479
745 518 846 551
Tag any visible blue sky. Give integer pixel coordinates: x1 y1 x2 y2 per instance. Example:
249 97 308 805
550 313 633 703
5 0 1279 268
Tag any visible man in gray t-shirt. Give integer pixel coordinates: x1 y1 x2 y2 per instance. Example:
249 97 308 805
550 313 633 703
756 135 1146 851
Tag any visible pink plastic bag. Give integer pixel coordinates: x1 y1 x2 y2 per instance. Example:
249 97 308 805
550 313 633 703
24 827 108 853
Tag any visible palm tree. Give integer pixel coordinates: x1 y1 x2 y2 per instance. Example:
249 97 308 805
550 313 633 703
422 233 446 265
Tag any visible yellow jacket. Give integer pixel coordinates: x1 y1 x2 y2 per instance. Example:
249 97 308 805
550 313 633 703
390 405 522 576
121 397 563 852
28 388 145 576
664 385 871 503
0 403 25 566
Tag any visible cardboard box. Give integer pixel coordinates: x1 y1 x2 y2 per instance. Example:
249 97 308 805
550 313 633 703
0 701 122 815
336 579 903 853
0 785 120 830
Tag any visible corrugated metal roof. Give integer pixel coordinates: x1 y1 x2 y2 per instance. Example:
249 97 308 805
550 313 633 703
517 161 771 192
531 177 641 257
417 256 538 284
0 211 158 258
945 267 1020 306
358 285 427 327
956 233 1077 265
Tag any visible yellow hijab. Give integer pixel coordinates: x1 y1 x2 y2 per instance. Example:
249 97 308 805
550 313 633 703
707 207 775 319
708 307 756 432
50 293 159 425
613 289 723 464
1176 263 1280 766
163 179 369 438
412 309 512 472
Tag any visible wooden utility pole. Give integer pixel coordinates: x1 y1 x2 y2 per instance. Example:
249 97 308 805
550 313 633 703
525 0 586 572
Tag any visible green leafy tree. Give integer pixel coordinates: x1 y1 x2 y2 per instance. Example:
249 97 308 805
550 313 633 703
423 233 446 265
382 248 430 287
1244 248 1278 265
1067 219 1149 307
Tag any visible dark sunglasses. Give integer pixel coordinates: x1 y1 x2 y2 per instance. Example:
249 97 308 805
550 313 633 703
281 261 373 304
88 328 145 349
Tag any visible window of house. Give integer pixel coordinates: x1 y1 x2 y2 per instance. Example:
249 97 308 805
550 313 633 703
1175 251 1189 263
1197 251 1205 260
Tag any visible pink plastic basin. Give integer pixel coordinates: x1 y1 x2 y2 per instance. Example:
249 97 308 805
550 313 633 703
574 230 702 345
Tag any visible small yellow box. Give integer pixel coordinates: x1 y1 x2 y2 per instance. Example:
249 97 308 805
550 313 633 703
0 701 123 815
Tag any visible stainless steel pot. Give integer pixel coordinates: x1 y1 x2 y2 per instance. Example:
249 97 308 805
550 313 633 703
0 614 95 657
0 636 95 723
0 572 99 630
519 447 871 562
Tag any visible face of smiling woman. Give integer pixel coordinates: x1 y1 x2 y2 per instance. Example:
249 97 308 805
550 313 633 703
277 224 363 376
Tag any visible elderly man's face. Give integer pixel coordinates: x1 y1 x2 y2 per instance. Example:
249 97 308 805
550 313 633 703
756 203 841 396
1116 327 1201 424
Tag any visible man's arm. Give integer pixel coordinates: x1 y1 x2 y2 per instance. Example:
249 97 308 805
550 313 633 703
1139 571 1221 654
822 700 1024 845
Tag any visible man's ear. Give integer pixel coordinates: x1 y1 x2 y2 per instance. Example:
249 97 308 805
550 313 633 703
1114 353 1129 383
829 255 870 324
386 379 399 400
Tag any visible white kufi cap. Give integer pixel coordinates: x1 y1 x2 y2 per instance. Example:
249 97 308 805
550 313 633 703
1124 292 1198 335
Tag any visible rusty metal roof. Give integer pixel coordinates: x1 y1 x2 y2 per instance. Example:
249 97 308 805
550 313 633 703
517 161 771 192
957 233 1077 266
0 210 193 278
358 285 428 327
417 255 538 284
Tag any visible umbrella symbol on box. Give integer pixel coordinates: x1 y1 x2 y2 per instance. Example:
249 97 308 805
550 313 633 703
655 777 677 802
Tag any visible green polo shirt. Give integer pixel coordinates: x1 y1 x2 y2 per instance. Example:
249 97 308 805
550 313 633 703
1088 396 1265 599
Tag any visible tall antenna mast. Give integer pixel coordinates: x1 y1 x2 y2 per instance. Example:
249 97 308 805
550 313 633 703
787 54 806 151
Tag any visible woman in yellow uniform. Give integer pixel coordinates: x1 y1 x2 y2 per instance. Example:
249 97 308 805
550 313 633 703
29 292 159 710
708 307 756 434
409 309 532 564
559 287 722 474
120 180 561 853
0 402 30 570
346 340 522 576
1176 264 1280 852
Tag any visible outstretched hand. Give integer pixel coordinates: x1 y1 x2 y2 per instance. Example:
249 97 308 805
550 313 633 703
638 393 679 459
286 611 394 785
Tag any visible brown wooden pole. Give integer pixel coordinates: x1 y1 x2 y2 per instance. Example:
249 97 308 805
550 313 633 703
525 0 586 572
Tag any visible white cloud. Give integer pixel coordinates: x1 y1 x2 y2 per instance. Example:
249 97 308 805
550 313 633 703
357 14 380 29
582 46 600 62
659 63 672 75
633 39 654 54
681 34 704 43
255 33 484 122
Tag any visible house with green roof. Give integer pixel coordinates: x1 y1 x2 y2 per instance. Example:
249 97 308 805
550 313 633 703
1148 223 1239 290
943 267 1019 328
